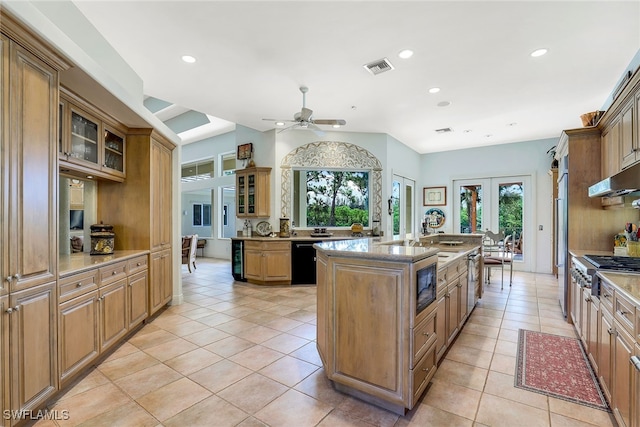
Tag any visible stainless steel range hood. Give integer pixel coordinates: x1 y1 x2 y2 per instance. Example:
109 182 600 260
588 162 640 197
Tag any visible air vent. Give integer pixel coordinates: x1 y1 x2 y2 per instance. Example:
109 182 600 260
363 58 395 75
435 127 453 134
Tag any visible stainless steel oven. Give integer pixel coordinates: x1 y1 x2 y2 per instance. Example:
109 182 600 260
583 254 640 295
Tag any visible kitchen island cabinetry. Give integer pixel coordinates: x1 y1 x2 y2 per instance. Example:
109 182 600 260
316 245 438 414
236 167 271 218
244 240 291 285
435 257 468 361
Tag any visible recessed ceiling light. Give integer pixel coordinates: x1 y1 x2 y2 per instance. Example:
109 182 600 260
507 122 518 127
530 48 548 57
463 129 472 133
86 175 93 179
332 124 341 128
485 134 493 138
275 122 285 126
428 87 440 94
398 49 414 59
181 55 196 63
437 101 451 107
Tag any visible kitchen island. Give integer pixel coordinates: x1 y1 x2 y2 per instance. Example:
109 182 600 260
314 234 482 414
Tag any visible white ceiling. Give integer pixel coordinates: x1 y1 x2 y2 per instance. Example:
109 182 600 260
73 1 640 154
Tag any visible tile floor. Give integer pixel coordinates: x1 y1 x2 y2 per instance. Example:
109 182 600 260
36 258 617 427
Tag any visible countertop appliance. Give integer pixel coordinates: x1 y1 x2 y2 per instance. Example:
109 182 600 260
570 257 597 296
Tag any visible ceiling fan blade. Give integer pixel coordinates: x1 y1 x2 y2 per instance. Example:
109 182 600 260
308 123 325 137
277 123 299 133
300 107 313 122
313 119 346 126
262 118 296 122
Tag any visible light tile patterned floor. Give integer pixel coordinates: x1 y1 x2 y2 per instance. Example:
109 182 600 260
37 258 617 427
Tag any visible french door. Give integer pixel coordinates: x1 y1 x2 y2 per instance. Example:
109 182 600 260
453 175 532 271
392 175 415 240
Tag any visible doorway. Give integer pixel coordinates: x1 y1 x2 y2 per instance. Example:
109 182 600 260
392 175 415 240
454 175 532 270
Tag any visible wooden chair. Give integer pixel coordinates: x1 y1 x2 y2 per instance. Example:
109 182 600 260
196 239 206 257
482 230 513 290
181 234 198 273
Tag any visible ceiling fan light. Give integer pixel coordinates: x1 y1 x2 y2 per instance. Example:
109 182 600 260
275 122 285 126
428 87 440 94
332 124 341 128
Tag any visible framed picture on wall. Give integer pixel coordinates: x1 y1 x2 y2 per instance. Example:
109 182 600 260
423 186 446 206
237 142 253 160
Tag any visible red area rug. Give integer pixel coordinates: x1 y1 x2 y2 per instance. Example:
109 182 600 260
515 329 609 411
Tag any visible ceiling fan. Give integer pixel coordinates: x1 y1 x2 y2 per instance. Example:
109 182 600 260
263 86 346 136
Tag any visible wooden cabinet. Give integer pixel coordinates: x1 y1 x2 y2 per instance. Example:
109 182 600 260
0 296 8 427
446 278 460 346
435 257 469 362
586 288 599 373
128 271 148 329
599 307 614 403
236 167 271 218
58 290 99 386
9 283 58 420
434 294 447 361
620 98 638 170
98 130 174 316
601 118 621 179
98 280 128 352
613 324 634 427
1 34 59 294
150 249 172 315
633 343 640 427
244 240 291 285
59 89 127 181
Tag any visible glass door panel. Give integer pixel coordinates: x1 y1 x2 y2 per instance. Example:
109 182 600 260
103 129 124 173
392 175 415 240
70 111 98 164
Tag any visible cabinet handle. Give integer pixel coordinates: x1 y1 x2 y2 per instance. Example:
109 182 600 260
76 282 82 288
12 274 20 280
422 332 430 337
12 306 19 312
631 356 640 372
618 310 629 317
422 367 430 373
457 283 462 288
112 271 117 275
6 308 12 314
603 293 611 299
445 293 450 298
607 327 615 335
137 262 141 266
584 297 591 302
5 276 11 283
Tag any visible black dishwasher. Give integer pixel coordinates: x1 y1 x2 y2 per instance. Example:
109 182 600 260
291 241 320 285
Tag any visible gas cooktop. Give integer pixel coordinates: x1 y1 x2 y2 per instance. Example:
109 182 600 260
583 255 640 272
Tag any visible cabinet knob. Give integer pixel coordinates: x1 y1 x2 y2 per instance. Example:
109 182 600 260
12 274 20 280
422 332 430 337
6 308 12 314
607 327 615 335
422 367 430 373
76 282 82 288
604 293 611 299
13 306 19 312
5 276 11 283
137 262 141 266
584 297 591 302
618 310 629 317
112 271 117 275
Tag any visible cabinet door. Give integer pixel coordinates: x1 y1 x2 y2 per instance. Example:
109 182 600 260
264 250 291 281
151 140 172 251
602 119 621 178
58 290 99 385
446 281 459 345
613 325 634 427
579 286 589 346
101 125 126 178
0 35 7 299
587 291 599 373
620 100 636 169
598 309 614 403
128 271 148 329
149 249 171 315
236 173 246 216
244 249 264 281
435 295 447 362
68 106 100 168
7 41 57 292
9 282 57 417
0 295 8 427
458 274 468 327
633 343 639 427
98 280 127 352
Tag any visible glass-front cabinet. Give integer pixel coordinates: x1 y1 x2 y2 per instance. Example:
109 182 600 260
236 167 271 218
59 88 126 181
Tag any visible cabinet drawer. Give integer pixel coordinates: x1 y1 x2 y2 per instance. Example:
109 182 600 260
599 280 614 313
614 291 635 336
437 268 448 298
636 310 640 343
59 270 98 303
412 310 437 366
127 255 148 275
99 261 127 286
245 240 290 251
411 343 437 407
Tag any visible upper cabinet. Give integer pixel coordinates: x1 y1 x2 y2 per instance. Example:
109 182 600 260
59 88 127 181
236 167 271 218
599 68 640 177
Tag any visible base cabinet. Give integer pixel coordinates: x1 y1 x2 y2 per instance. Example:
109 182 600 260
58 290 99 386
633 344 640 427
244 241 291 285
613 324 634 427
599 309 614 403
8 283 58 425
150 249 172 315
128 271 148 329
98 280 128 352
1 296 8 427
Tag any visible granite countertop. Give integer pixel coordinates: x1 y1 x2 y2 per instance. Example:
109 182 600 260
598 271 640 305
314 238 440 263
569 249 614 258
59 250 149 277
232 235 358 242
